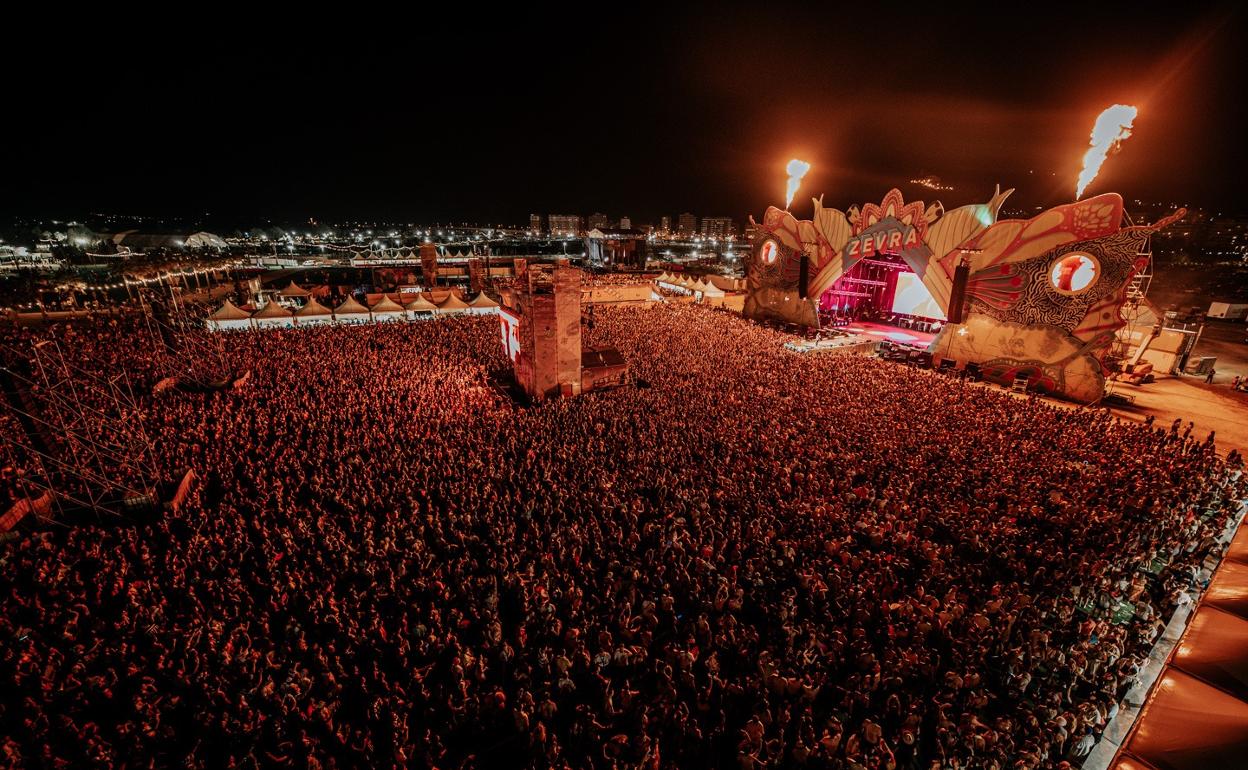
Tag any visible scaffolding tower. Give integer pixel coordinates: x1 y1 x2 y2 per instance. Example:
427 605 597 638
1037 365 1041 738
137 284 233 388
1109 221 1156 362
1 336 161 524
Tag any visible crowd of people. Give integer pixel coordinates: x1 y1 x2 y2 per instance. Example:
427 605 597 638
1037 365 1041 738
1 303 1243 770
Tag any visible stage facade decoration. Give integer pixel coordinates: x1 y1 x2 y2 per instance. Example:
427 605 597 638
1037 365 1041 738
747 188 1183 403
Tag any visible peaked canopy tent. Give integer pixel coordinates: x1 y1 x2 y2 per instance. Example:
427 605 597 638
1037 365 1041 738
698 281 727 299
369 294 406 322
655 273 692 294
278 281 312 303
294 297 334 326
435 293 471 315
404 295 439 318
252 299 294 329
333 295 371 325
467 292 500 315
1109 522 1248 770
207 299 253 331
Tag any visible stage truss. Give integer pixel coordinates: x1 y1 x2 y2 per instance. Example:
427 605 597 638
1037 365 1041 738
1 336 161 523
137 285 233 388
1109 212 1155 362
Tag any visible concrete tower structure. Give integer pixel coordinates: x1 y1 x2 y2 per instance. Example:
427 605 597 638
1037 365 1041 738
420 243 439 288
468 258 485 294
512 263 583 400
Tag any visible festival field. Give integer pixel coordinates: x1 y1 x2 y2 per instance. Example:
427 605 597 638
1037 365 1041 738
3 305 1242 769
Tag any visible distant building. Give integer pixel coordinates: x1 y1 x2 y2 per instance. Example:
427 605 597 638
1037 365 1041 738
618 215 631 230
548 214 583 236
585 228 650 269
529 214 542 234
660 216 671 234
701 217 735 239
587 213 612 231
99 230 228 251
677 212 697 236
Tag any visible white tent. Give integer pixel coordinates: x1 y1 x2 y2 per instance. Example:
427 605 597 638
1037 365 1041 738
278 280 312 300
333 295 371 325
252 299 294 329
661 275 694 294
206 299 253 331
294 297 334 326
436 293 471 315
699 280 726 298
466 292 500 316
184 231 228 249
404 295 439 319
369 294 406 322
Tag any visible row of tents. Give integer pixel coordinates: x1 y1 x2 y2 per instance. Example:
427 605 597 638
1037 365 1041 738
207 291 500 330
653 272 742 298
343 249 480 262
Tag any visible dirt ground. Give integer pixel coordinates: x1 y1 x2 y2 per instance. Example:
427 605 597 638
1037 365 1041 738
1102 376 1248 455
965 312 1248 456
1110 266 1248 454
1185 318 1248 382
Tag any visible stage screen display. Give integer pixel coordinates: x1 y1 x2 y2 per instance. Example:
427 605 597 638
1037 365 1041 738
499 308 521 363
891 272 946 319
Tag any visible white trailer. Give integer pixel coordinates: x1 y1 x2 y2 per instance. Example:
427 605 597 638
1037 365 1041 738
1207 301 1248 320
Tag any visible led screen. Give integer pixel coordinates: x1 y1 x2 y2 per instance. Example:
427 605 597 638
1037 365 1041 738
891 272 946 319
499 308 521 363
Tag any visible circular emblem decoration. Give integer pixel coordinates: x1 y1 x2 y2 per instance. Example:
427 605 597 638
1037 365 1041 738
759 239 779 265
1049 252 1099 295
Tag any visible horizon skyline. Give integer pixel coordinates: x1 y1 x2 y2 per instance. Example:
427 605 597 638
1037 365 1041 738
4 5 1246 225
8 188 1232 234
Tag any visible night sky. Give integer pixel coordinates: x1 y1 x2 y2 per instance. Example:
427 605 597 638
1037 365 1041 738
6 4 1246 225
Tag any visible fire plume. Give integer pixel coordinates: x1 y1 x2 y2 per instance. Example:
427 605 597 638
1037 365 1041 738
1075 105 1137 199
784 158 811 209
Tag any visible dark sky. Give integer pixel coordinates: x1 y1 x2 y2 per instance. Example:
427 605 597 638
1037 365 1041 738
5 4 1247 225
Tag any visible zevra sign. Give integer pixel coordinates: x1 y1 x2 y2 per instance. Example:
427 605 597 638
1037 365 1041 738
842 215 931 273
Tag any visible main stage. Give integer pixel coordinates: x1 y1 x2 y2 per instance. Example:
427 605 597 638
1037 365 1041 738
840 321 936 348
746 186 1185 402
783 320 936 355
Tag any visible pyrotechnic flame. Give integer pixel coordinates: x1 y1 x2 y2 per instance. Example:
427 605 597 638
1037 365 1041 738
1075 105 1137 199
784 158 811 209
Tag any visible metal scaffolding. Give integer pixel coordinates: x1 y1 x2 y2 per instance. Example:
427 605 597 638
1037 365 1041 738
1110 229 1155 361
1 336 161 523
137 285 233 388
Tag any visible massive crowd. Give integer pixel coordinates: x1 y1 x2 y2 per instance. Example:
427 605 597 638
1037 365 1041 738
1 303 1243 770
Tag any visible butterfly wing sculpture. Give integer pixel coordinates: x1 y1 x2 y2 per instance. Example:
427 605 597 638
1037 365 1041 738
745 183 1185 403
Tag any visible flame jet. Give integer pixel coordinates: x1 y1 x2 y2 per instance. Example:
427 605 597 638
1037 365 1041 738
1076 105 1137 199
784 159 811 209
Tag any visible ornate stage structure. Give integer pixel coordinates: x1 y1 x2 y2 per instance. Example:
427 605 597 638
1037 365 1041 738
747 188 1182 403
